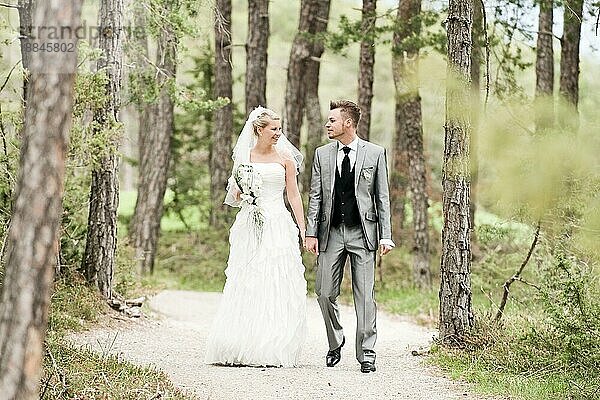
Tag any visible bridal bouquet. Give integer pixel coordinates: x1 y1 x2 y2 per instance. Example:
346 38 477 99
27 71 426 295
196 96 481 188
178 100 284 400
234 164 265 242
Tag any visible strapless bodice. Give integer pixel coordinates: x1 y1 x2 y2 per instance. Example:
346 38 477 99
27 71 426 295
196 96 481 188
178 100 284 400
248 162 286 211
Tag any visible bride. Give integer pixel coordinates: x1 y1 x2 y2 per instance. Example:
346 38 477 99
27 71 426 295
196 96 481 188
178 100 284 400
204 106 308 367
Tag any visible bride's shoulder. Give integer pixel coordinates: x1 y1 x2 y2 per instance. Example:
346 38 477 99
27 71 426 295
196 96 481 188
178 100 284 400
282 157 296 170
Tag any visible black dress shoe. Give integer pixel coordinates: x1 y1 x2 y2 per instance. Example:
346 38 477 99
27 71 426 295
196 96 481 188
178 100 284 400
360 361 376 373
326 336 345 367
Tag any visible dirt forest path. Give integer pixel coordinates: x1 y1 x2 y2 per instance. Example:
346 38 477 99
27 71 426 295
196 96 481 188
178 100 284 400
73 290 499 400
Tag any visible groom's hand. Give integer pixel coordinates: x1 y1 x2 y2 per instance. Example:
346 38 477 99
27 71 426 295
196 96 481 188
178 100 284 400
305 236 319 256
379 244 393 256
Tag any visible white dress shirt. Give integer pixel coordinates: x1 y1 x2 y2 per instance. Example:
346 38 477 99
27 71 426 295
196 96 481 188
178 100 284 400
335 137 395 248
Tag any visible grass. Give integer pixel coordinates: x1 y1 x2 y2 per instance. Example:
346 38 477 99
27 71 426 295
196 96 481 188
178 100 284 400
428 315 600 400
431 348 573 400
42 333 194 400
43 275 199 400
120 190 207 232
43 253 198 399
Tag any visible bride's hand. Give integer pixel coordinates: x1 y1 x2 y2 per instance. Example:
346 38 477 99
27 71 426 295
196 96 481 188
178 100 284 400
300 228 306 248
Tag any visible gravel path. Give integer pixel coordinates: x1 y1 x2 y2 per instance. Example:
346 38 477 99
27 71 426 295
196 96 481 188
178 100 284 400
73 290 495 400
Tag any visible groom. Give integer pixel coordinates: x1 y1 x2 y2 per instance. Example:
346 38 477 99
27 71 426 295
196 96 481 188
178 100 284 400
305 100 394 373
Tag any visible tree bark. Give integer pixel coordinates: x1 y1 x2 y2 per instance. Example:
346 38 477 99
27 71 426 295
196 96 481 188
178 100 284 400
210 0 233 227
82 0 123 298
132 1 150 174
390 107 407 242
17 0 35 104
357 0 376 141
439 0 475 341
469 0 482 234
284 0 320 148
536 1 554 98
245 0 269 114
390 4 409 245
0 1 82 397
130 1 178 274
559 0 583 110
535 0 554 133
558 0 582 134
392 0 431 287
303 0 330 191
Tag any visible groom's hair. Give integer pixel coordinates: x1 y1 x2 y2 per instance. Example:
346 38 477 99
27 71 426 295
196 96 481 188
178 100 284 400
330 100 361 128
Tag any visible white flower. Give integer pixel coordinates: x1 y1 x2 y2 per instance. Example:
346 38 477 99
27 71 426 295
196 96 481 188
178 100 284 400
240 193 253 204
234 163 265 242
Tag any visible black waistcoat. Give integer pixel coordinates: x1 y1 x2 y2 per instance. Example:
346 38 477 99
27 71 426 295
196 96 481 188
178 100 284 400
331 166 360 227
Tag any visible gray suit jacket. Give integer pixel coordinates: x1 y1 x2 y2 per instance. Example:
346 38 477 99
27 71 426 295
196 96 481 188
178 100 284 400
306 138 393 251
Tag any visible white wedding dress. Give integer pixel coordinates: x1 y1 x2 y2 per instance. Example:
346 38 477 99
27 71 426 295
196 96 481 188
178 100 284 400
204 162 308 367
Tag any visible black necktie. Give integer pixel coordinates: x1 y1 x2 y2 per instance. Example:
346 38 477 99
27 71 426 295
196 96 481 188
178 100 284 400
341 146 351 178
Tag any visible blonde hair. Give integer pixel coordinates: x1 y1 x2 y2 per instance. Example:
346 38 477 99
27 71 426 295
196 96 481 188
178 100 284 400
252 110 280 135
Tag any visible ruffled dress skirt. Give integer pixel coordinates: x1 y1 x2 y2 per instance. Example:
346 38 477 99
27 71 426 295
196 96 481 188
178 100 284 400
204 203 308 367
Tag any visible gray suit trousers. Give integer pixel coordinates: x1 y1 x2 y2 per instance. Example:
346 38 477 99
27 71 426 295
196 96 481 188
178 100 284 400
315 223 377 363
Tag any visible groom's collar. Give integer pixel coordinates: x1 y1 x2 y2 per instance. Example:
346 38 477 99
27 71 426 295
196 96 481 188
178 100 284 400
337 136 359 152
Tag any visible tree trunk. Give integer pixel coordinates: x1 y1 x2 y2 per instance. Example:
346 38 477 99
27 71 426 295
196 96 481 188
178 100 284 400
535 0 554 133
17 0 35 104
536 1 554 98
130 1 178 274
82 0 123 298
303 0 331 191
392 0 431 287
132 1 150 175
284 0 320 148
469 0 482 234
245 0 269 114
558 0 582 132
390 4 409 245
357 0 376 141
390 102 407 242
559 0 583 110
0 1 82 397
439 0 475 341
210 0 233 227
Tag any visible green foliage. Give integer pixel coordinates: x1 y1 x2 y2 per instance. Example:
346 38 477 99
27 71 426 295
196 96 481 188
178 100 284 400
0 116 19 245
48 276 104 334
432 244 600 399
432 277 600 399
146 228 231 292
126 0 223 112
324 8 445 57
537 252 600 378
483 0 536 99
165 47 216 229
139 0 203 41
478 98 600 258
59 42 116 274
455 91 600 397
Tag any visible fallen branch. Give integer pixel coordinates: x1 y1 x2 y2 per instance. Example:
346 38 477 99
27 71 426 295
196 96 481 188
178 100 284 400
0 2 19 9
411 346 430 356
108 294 145 318
0 59 21 94
494 221 541 323
480 0 490 109
596 6 600 36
